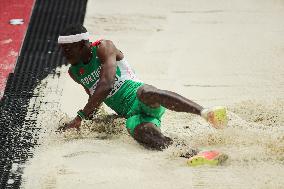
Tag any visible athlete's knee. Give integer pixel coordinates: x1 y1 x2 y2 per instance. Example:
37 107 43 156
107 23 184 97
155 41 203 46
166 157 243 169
137 85 159 98
137 85 162 107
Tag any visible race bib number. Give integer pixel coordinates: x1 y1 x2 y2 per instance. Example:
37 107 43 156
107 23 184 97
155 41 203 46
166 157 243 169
89 75 125 97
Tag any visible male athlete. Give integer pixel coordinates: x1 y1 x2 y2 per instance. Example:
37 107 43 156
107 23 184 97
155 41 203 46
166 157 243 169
58 25 228 165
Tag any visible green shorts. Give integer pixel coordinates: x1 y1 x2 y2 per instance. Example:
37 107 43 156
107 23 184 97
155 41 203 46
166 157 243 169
126 98 166 136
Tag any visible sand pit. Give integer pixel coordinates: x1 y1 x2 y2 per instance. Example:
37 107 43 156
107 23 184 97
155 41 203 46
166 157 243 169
21 0 284 188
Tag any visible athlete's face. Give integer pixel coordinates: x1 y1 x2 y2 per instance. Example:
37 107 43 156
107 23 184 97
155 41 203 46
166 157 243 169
60 42 83 64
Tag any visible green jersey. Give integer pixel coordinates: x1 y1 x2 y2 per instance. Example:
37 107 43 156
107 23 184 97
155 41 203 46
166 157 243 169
68 42 143 116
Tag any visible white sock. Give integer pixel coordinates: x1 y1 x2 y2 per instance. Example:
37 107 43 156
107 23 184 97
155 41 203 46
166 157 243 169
201 108 209 120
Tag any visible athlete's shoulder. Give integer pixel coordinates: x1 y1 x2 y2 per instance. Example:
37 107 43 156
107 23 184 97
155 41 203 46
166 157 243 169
91 39 116 51
91 39 103 47
91 39 114 46
95 39 122 61
96 40 117 54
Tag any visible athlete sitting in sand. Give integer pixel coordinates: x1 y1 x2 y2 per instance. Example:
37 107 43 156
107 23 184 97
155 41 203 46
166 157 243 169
58 24 228 165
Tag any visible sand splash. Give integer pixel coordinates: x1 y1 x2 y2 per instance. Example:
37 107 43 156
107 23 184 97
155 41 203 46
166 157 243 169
20 70 284 188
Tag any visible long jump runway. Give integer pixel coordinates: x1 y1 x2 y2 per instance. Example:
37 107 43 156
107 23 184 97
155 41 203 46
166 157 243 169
0 0 87 188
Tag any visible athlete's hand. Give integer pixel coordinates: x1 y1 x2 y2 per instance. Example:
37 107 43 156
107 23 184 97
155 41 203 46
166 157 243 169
58 116 82 132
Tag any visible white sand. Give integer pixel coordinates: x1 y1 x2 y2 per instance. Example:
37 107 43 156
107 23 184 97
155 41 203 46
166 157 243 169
21 0 284 188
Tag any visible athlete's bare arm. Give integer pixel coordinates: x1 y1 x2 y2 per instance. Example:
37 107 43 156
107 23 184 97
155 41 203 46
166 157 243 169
82 40 123 117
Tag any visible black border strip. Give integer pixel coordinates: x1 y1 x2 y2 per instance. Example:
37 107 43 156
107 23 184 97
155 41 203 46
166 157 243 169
0 0 87 188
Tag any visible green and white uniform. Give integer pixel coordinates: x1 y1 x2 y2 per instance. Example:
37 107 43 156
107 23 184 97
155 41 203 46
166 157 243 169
69 44 165 135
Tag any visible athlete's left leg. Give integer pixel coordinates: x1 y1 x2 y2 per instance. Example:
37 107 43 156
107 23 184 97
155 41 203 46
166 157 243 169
137 84 228 129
